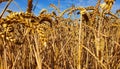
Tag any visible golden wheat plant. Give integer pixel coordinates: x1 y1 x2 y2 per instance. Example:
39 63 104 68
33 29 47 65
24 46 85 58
0 0 120 69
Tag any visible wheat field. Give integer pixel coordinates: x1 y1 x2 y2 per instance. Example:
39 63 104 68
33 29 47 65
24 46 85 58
0 0 120 69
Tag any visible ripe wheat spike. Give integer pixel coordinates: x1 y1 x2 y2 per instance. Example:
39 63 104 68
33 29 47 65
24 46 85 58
59 6 75 17
39 9 48 15
68 7 86 15
100 0 115 12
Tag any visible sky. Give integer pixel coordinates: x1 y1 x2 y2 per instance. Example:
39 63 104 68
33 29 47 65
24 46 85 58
0 0 120 16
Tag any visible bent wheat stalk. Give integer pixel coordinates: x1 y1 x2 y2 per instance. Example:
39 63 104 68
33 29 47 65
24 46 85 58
0 0 12 18
50 4 61 14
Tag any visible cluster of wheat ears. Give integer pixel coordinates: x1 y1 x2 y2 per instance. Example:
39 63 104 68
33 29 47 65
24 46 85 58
0 0 120 69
